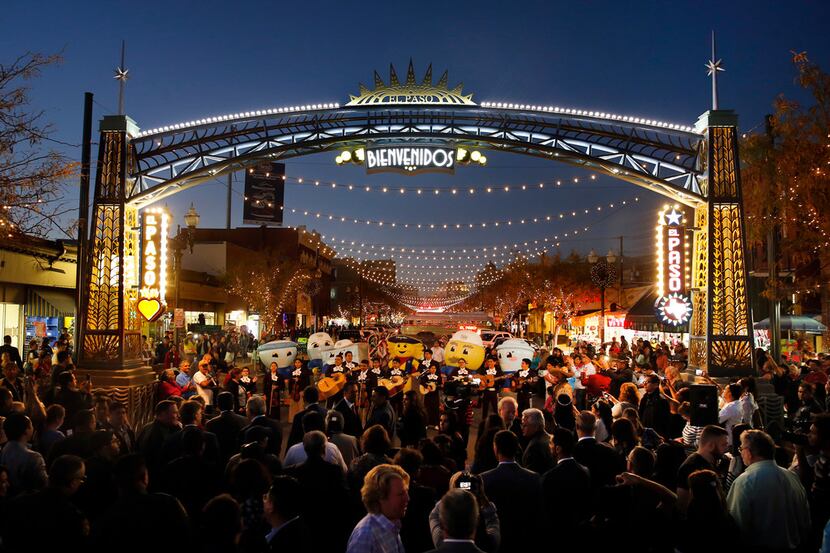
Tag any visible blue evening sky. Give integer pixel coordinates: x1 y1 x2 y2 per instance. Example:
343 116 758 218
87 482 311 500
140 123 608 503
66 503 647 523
3 0 828 283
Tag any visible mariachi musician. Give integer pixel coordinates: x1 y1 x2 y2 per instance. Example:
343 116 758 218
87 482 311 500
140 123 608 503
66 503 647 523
263 361 282 419
480 356 505 419
324 353 347 407
513 357 537 414
288 357 312 422
343 351 359 382
355 360 373 421
418 356 442 427
387 358 406 415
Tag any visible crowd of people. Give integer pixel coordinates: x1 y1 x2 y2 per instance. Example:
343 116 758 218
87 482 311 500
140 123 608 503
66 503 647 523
1 329 829 552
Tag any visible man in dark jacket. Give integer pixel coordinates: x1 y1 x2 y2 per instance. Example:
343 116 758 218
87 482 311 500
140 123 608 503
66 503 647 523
334 382 364 437
205 391 248 465
573 411 625 497
0 335 23 371
264 475 310 553
426 489 486 553
638 374 671 438
542 427 591 538
287 386 327 448
481 430 542 551
136 400 180 485
520 408 553 474
92 453 190 551
286 431 350 552
365 385 397 439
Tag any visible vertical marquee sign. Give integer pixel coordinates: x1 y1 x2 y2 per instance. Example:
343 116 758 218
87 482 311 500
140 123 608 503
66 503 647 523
655 206 693 325
137 207 170 321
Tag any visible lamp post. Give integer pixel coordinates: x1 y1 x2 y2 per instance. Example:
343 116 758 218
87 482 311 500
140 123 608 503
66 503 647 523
588 249 617 346
171 203 200 343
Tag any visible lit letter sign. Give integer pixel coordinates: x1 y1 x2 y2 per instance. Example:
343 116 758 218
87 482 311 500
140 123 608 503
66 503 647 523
366 145 455 175
137 208 170 321
655 206 692 325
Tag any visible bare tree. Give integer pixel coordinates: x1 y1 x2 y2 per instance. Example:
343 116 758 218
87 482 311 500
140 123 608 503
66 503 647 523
0 52 77 239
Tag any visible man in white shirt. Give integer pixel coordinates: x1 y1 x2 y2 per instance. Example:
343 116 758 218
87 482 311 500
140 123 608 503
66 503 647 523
431 341 445 365
282 410 347 472
727 429 810 551
192 360 215 406
718 383 744 446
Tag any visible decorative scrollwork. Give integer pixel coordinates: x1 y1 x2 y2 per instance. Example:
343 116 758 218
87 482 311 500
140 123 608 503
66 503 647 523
711 339 752 372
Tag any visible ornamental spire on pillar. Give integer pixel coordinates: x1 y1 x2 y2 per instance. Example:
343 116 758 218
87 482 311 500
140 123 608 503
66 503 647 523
114 40 129 115
705 31 725 110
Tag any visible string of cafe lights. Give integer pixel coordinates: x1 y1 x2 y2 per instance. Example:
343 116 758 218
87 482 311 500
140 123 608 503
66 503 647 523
320 198 637 264
242 171 598 201
280 195 637 231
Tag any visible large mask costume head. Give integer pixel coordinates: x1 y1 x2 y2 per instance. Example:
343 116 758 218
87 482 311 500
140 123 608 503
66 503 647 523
257 340 298 370
445 330 485 370
495 338 537 373
307 332 334 361
386 335 425 362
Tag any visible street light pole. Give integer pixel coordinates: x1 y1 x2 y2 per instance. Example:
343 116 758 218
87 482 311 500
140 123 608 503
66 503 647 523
589 249 617 348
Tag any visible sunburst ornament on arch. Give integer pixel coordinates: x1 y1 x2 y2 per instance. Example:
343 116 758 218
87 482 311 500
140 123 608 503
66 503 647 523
346 60 476 106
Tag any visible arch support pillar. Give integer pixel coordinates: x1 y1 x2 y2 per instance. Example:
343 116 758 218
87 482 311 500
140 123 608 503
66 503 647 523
78 115 156 423
689 110 755 377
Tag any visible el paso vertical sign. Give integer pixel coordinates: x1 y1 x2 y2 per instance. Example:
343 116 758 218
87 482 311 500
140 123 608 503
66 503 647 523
662 209 686 295
137 208 169 321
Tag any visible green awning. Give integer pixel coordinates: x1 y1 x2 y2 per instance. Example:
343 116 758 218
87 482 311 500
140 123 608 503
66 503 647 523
26 288 76 318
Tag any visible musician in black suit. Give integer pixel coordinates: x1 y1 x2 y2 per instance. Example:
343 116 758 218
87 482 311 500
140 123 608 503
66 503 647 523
480 430 542 551
426 489 486 553
480 357 504 419
264 475 310 553
287 386 328 448
419 359 442 427
573 411 625 496
542 427 592 539
334 381 364 437
324 354 348 408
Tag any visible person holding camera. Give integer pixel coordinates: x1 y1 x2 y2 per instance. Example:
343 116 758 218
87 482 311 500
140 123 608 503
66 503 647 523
427 488 486 553
429 472 500 553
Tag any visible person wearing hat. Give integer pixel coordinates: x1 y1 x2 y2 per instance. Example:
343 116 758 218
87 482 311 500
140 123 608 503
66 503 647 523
192 358 216 406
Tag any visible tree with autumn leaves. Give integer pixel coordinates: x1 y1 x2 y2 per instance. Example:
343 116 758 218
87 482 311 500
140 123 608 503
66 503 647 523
742 52 830 343
1 52 77 239
457 253 589 340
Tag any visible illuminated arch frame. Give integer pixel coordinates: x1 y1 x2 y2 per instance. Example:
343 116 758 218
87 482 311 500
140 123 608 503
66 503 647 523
78 69 754 422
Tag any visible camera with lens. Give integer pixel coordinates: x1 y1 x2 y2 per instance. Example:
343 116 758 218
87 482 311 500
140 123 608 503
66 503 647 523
455 471 480 494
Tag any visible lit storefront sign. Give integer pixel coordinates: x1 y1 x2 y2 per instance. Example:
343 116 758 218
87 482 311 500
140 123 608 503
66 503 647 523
137 208 169 321
655 206 692 325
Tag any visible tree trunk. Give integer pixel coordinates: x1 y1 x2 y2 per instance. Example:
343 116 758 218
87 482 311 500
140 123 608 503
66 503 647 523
821 251 830 351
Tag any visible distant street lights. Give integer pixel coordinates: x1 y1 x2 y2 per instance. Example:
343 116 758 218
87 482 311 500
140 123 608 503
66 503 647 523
171 203 200 340
588 249 617 345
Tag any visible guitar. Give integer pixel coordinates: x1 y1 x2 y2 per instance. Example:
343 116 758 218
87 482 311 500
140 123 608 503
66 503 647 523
317 373 346 400
378 375 405 397
419 381 438 395
478 374 509 391
403 370 423 394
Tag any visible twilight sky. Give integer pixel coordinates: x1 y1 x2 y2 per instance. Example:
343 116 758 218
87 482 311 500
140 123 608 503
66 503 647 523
4 0 829 286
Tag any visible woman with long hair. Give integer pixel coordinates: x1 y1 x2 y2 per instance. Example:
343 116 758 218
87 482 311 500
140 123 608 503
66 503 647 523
399 391 428 448
592 399 613 442
610 417 639 458
611 382 640 418
471 414 503 474
677 469 738 552
438 411 468 471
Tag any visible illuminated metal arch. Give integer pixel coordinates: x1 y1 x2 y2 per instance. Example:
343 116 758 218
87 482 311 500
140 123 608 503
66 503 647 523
127 103 707 208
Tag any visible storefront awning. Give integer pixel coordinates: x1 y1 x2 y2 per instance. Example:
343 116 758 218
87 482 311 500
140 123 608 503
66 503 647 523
27 288 76 318
624 289 689 333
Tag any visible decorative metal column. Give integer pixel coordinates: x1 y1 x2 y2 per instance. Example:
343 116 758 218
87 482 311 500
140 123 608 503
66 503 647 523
78 115 156 422
689 110 755 377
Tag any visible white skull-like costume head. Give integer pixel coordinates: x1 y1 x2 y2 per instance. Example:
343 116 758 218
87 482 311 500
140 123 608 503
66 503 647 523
307 332 334 361
495 338 537 373
257 340 298 370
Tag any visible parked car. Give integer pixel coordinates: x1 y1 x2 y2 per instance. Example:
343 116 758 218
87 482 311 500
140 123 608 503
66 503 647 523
480 330 512 348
